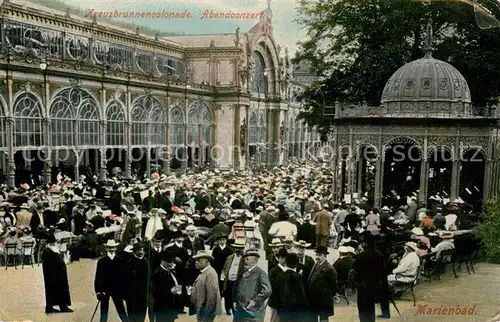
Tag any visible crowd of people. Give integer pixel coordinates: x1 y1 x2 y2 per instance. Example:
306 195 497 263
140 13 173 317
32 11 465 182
0 161 483 322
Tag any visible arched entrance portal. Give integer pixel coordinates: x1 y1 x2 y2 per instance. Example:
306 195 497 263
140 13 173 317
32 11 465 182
383 140 421 206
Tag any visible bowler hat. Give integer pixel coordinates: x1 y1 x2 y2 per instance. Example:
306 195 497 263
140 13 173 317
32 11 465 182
170 230 183 239
161 249 175 262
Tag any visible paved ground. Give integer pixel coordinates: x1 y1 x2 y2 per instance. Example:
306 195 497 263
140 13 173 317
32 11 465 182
1 248 499 322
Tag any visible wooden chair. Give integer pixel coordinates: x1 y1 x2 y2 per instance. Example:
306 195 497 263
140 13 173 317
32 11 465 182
21 241 35 268
392 262 423 307
4 242 19 269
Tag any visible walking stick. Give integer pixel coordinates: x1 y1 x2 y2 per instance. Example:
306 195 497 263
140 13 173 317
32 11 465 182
90 300 100 322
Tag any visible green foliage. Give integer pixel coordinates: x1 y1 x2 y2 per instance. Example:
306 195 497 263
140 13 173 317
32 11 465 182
295 0 500 129
28 0 185 36
475 197 500 264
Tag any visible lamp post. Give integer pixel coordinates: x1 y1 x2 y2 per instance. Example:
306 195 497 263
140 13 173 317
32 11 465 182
39 50 50 185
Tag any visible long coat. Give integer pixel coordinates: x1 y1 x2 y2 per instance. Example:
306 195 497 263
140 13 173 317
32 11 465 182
267 265 286 310
94 255 126 297
353 246 386 321
190 265 223 320
313 210 331 236
212 245 234 278
124 256 149 315
42 248 71 307
232 266 272 321
307 260 337 316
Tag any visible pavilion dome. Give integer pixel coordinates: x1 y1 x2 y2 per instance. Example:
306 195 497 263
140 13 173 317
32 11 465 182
380 56 473 117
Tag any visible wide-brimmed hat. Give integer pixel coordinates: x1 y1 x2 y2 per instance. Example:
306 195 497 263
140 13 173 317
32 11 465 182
411 227 424 236
315 246 329 255
193 250 214 261
405 242 419 251
205 207 213 214
104 239 120 247
293 240 311 248
243 249 260 258
338 246 350 253
231 239 246 248
269 238 284 247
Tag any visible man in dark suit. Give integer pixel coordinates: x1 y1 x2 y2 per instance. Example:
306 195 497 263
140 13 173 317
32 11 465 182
94 239 128 322
182 225 206 286
211 235 234 294
353 231 387 322
145 230 165 322
333 246 356 287
293 240 315 288
150 249 185 322
306 246 338 322
279 253 308 322
268 248 288 322
165 230 190 284
125 240 150 322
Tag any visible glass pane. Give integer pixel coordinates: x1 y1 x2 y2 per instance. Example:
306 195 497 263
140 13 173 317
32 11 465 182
13 93 43 147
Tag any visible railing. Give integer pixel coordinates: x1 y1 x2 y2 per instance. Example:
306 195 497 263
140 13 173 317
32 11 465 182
334 104 498 119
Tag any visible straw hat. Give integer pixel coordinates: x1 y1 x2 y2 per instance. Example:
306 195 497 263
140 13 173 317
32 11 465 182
104 240 120 247
269 238 284 247
293 240 311 248
405 242 419 251
193 250 214 261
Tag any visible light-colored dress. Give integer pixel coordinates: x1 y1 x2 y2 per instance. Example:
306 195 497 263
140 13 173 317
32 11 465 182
365 213 380 234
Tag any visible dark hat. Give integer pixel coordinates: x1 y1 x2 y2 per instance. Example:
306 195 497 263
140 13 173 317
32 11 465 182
161 249 175 262
315 246 329 255
170 230 183 239
153 229 165 241
46 234 57 244
277 247 288 259
132 239 146 251
285 253 299 267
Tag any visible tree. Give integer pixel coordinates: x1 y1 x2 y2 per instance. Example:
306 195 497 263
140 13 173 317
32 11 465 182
475 197 500 263
295 0 500 131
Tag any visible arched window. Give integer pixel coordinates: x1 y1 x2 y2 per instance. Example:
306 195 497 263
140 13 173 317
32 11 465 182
187 108 199 145
50 87 100 147
250 52 268 94
149 103 167 146
131 104 148 146
259 116 266 144
78 100 99 146
200 105 211 145
13 92 43 147
248 112 258 145
106 100 125 146
169 106 184 146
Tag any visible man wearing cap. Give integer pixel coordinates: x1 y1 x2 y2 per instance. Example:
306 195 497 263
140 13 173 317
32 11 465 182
190 250 222 322
306 246 337 322
387 242 420 286
333 246 356 291
221 239 246 315
94 240 128 322
232 249 272 322
293 240 314 288
150 249 184 322
124 240 149 322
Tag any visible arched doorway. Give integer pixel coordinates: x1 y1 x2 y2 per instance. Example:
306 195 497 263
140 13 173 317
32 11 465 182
12 92 44 186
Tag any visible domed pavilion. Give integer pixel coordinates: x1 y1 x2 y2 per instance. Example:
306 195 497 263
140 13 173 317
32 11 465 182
330 19 500 208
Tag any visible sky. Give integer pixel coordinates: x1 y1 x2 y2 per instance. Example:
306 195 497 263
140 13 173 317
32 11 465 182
56 0 305 55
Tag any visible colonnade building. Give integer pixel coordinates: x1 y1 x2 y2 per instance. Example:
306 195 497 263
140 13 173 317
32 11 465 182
0 1 322 186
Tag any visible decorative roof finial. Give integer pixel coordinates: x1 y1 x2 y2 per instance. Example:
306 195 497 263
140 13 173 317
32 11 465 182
423 18 433 58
